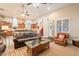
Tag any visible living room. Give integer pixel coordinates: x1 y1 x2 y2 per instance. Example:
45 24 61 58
0 3 79 56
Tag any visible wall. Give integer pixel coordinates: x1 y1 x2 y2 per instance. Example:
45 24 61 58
38 4 79 37
37 15 53 37
50 4 79 36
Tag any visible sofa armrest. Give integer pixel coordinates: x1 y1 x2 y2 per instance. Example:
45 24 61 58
0 44 6 55
13 38 18 43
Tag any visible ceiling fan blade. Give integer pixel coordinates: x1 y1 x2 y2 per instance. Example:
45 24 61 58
42 3 47 4
42 3 52 5
25 11 28 13
22 4 25 7
0 14 5 18
25 14 29 16
0 8 5 11
27 3 32 5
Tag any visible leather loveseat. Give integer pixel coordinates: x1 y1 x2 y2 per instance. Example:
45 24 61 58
13 30 41 49
0 36 6 55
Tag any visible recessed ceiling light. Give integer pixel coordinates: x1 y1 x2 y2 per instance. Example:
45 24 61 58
47 7 50 10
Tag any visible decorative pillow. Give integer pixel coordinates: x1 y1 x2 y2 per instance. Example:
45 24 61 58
58 34 65 41
59 34 65 39
57 38 64 41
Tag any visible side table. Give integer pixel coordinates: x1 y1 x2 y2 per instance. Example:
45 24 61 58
72 39 79 47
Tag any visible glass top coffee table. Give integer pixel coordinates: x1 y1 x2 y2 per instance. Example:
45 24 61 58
25 39 50 56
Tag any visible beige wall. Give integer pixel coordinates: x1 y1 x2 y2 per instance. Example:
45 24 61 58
38 4 79 37
50 4 79 36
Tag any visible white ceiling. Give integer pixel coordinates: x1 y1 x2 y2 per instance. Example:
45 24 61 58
0 3 71 19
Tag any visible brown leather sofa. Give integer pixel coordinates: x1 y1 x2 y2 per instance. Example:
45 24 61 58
0 36 6 55
54 32 69 46
13 30 41 49
0 44 6 55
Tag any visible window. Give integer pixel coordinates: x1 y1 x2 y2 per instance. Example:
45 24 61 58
63 19 69 32
57 20 62 32
55 17 70 34
12 18 18 29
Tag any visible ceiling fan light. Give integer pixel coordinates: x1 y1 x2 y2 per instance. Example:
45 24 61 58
20 13 25 17
47 7 50 10
33 3 40 8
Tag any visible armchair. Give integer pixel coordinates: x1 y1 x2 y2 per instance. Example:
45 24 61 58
54 32 69 46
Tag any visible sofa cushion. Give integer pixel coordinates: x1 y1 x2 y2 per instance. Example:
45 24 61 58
58 34 65 41
15 32 25 39
30 33 37 37
24 33 30 38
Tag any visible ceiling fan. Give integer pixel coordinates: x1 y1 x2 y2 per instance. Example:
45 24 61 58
16 4 29 16
26 3 47 5
17 10 29 16
26 3 50 8
0 8 5 18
